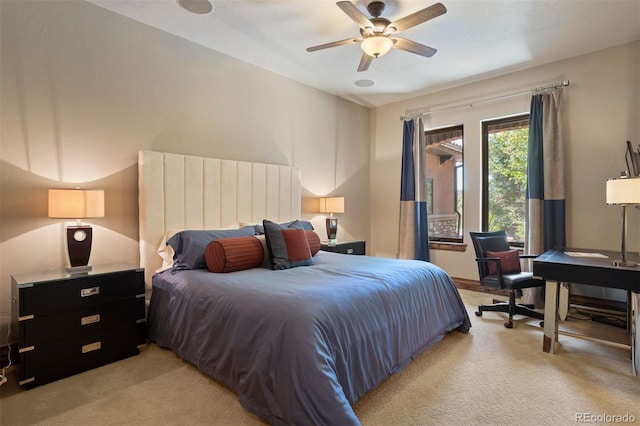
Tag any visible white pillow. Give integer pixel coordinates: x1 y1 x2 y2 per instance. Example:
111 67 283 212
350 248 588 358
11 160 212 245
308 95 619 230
156 229 182 273
255 234 271 267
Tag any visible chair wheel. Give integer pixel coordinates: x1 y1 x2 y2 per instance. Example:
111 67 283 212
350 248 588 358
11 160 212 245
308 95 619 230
504 321 513 328
539 321 544 327
475 311 482 317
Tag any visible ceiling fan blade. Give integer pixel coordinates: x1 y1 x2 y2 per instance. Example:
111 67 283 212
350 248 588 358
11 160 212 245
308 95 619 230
392 37 437 58
387 2 447 33
357 53 373 72
337 1 374 31
307 37 362 52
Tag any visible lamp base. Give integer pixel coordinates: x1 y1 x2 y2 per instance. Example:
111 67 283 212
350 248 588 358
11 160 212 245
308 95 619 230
612 259 639 268
66 264 92 274
325 217 338 243
66 225 93 269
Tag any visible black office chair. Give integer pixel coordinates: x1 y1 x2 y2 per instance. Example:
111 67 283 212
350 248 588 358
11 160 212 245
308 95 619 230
470 231 544 328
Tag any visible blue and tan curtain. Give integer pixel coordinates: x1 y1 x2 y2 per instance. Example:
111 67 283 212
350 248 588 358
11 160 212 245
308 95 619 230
398 117 430 261
523 88 565 306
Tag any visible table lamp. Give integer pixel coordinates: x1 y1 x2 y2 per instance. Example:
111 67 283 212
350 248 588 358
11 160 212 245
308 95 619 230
48 189 105 273
606 176 640 267
319 197 344 245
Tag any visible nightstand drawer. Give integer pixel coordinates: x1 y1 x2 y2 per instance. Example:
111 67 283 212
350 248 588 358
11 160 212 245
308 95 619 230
320 240 366 255
18 270 144 317
20 297 145 347
19 322 145 388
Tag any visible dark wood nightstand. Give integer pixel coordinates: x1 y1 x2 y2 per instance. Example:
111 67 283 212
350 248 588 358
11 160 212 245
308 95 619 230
320 240 366 255
11 263 146 389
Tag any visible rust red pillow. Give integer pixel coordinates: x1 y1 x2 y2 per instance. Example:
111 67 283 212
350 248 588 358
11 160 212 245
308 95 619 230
486 249 521 275
205 236 264 273
306 231 321 256
281 229 311 262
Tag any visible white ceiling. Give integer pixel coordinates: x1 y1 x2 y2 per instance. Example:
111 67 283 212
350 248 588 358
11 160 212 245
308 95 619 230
87 0 640 107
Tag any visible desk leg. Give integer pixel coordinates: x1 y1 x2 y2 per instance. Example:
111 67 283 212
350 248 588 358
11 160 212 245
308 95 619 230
543 280 560 353
632 291 639 376
558 283 570 321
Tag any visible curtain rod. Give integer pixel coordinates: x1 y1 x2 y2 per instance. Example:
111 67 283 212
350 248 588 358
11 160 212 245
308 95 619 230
400 79 570 121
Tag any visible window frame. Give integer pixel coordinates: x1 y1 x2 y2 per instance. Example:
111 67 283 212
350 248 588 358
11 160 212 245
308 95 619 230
424 124 464 243
481 113 530 247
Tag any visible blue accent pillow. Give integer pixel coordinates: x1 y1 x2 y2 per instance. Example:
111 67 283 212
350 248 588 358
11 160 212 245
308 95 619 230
263 219 313 270
253 220 314 235
167 227 256 270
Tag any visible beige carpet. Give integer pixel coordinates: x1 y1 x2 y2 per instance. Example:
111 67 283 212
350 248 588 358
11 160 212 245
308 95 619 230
1 289 638 426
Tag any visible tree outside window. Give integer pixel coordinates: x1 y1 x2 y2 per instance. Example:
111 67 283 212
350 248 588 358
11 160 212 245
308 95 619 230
482 115 530 246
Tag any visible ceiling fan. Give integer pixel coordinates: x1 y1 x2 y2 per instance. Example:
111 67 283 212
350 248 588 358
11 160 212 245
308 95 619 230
307 1 447 72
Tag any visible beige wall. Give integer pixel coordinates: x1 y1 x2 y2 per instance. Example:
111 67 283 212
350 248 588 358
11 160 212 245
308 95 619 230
0 0 371 342
371 41 640 287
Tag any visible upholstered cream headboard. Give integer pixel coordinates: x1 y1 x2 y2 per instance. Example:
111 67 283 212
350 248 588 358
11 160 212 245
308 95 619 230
138 150 301 288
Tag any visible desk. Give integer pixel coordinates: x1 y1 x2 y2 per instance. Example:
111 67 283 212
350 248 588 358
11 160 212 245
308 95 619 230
533 248 639 376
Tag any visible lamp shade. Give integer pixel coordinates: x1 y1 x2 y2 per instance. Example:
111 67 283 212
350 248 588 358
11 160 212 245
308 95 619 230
48 189 105 219
319 197 345 214
606 177 640 205
361 36 393 58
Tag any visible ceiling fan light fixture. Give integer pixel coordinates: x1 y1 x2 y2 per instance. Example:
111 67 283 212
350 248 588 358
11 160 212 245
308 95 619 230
307 1 447 71
360 36 393 58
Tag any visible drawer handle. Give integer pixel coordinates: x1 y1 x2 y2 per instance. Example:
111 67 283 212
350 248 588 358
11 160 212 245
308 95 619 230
82 341 101 353
81 314 101 326
346 248 354 254
19 345 35 353
81 286 100 297
19 377 35 386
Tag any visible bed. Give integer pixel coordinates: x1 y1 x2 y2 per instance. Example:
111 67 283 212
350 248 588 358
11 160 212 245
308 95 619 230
139 150 471 425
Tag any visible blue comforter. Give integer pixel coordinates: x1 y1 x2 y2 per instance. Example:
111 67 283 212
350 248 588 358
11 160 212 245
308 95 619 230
148 252 470 425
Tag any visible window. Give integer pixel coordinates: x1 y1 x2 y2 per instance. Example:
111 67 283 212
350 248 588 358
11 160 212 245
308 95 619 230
482 114 530 246
424 125 463 242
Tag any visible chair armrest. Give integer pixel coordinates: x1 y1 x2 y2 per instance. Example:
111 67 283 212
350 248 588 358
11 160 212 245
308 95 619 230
475 257 501 264
475 257 505 278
